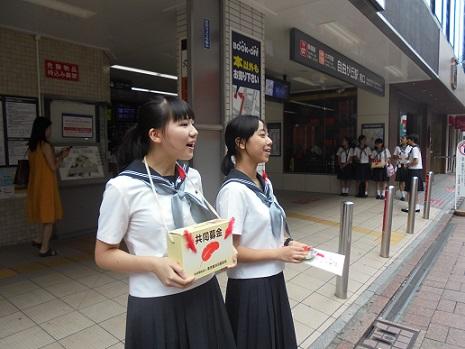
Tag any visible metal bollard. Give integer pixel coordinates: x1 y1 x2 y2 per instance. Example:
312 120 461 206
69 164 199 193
406 176 418 234
380 186 395 258
335 201 354 299
423 171 434 219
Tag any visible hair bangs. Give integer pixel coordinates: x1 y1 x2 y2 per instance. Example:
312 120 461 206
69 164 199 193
165 96 195 122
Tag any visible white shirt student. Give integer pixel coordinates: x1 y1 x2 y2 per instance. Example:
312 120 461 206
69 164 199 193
354 145 372 163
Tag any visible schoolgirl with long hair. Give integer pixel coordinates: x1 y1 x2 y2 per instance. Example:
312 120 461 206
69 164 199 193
216 114 310 349
95 96 236 349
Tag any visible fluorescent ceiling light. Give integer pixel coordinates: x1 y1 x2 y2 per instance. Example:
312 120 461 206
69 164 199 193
21 0 96 19
292 77 319 87
111 65 178 80
384 65 403 77
131 87 178 96
321 22 360 45
289 100 334 112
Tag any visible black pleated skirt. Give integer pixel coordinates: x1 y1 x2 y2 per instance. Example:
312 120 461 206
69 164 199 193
405 169 424 192
225 272 297 349
371 167 387 182
337 164 353 180
125 276 236 349
395 166 408 182
356 163 371 181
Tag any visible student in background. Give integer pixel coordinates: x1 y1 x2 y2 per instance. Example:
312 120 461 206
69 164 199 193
354 135 372 198
402 133 424 213
392 136 411 201
370 138 391 200
336 136 353 196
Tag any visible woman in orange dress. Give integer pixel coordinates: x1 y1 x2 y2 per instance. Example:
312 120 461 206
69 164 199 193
27 117 70 257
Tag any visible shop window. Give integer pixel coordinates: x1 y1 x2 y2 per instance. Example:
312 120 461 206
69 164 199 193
283 89 357 175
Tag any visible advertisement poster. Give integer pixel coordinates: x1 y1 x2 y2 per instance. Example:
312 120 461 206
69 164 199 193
400 114 408 137
56 146 104 181
231 31 261 118
180 39 188 101
62 114 93 138
5 97 37 138
361 123 385 148
7 140 28 166
0 101 5 166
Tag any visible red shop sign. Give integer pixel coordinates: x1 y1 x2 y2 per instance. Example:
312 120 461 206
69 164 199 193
45 60 79 81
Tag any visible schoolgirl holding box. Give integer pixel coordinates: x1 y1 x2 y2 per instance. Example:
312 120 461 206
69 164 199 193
95 96 236 349
216 114 310 349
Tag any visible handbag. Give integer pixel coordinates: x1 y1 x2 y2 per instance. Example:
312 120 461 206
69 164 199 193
386 163 396 177
14 159 30 188
371 159 386 169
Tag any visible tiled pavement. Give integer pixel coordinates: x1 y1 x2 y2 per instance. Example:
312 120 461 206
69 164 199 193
398 216 465 349
0 174 455 348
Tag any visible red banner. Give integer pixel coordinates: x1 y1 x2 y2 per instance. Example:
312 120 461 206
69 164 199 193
45 60 79 81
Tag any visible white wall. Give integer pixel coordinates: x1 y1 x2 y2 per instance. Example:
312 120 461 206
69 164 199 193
357 85 390 148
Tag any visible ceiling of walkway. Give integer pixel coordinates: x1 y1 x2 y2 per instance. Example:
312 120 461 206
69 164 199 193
0 0 430 95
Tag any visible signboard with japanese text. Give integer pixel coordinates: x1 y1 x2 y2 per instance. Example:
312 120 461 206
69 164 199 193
231 31 261 117
62 114 93 138
290 28 385 96
4 97 37 139
455 140 465 209
45 59 79 81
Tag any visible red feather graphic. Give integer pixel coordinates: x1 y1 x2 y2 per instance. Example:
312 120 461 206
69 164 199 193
225 217 235 239
183 230 197 253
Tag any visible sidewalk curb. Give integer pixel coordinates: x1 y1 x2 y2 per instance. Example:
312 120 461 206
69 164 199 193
310 210 454 349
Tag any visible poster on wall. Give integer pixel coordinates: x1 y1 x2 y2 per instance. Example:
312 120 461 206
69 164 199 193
5 97 37 138
400 114 408 138
231 31 261 118
62 114 93 138
0 101 6 166
361 123 385 148
7 140 28 166
56 145 104 181
455 140 465 210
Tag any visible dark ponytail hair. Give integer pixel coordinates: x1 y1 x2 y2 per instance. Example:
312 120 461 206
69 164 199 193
221 114 262 175
28 117 52 152
117 95 194 170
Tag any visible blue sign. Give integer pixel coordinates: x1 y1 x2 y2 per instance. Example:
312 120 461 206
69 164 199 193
203 19 210 49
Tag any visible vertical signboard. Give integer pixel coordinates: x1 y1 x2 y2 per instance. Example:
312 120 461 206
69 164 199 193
455 140 465 209
231 31 261 118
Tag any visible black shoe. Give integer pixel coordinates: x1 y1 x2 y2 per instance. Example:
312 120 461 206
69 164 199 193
343 193 349 197
380 195 385 200
356 193 364 198
400 197 405 201
339 193 345 196
376 195 381 200
401 208 408 213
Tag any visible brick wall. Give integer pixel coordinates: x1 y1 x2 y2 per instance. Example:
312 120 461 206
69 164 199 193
0 27 110 103
0 27 111 247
